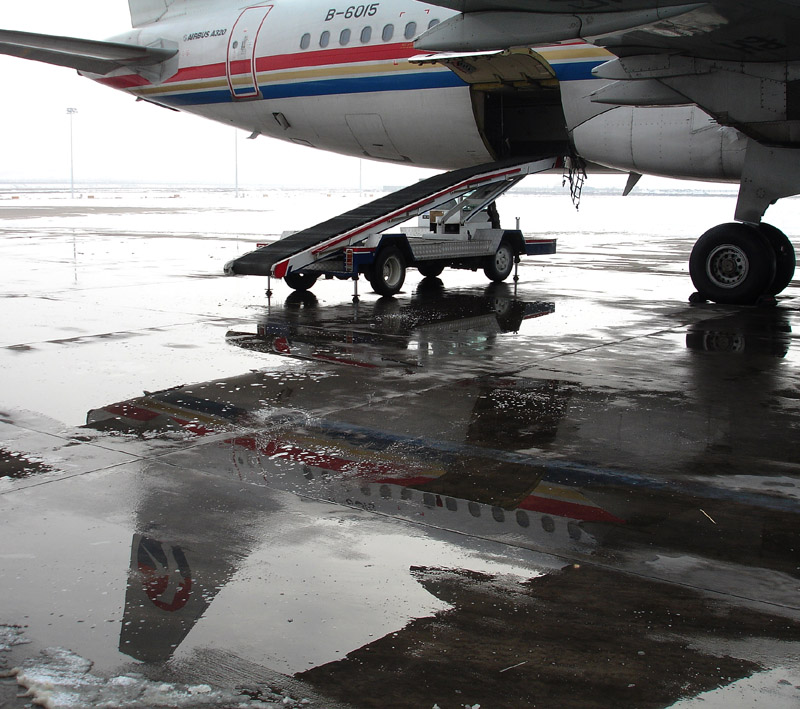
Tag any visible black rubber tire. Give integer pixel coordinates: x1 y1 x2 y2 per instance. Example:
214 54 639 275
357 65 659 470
484 240 514 282
369 246 406 296
284 271 319 292
417 262 444 278
689 223 776 305
758 223 795 295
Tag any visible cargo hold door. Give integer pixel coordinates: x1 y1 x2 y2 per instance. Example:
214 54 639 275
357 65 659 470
227 5 272 99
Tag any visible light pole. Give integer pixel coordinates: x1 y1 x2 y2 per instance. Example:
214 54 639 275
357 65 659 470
66 108 78 198
234 129 239 198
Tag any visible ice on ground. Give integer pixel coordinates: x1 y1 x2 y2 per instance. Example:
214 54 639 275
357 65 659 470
0 624 31 676
10 641 311 708
0 625 29 654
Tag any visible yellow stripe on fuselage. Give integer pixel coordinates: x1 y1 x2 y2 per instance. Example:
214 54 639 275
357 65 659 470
133 59 429 97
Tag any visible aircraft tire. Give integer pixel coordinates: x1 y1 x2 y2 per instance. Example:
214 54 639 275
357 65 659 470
484 240 514 282
284 271 319 292
757 223 796 295
689 223 776 305
369 246 406 296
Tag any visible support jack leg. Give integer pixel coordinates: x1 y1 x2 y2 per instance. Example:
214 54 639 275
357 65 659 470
352 275 360 303
266 276 273 299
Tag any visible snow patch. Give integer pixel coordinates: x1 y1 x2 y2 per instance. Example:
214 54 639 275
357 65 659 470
11 642 312 708
0 625 30 655
0 624 30 679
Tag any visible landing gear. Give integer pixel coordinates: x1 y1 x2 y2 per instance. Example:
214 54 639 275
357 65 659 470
759 223 796 295
689 222 795 305
368 246 406 296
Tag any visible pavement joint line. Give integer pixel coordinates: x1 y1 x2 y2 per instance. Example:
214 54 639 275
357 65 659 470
0 459 140 495
538 320 704 363
2 317 254 350
0 421 205 492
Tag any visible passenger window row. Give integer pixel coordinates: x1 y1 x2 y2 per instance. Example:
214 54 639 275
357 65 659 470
299 18 439 49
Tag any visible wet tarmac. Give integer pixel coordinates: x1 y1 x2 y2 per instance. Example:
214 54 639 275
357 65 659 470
1 191 800 708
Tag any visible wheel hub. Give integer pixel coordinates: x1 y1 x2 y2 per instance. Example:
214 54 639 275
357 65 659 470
495 249 510 272
382 256 402 287
707 245 749 288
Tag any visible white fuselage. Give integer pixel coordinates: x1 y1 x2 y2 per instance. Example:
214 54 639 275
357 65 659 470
97 0 746 181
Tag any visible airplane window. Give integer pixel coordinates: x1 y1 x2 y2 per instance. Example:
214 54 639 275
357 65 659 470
427 18 439 29
404 21 417 40
300 33 311 50
319 30 330 48
382 24 394 41
339 28 351 45
360 26 372 43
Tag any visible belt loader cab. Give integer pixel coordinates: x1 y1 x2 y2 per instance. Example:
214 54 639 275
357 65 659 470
226 158 559 296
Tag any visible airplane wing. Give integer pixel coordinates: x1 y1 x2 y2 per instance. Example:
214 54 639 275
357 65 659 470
415 1 800 223
416 2 800 189
415 1 800 62
0 29 177 77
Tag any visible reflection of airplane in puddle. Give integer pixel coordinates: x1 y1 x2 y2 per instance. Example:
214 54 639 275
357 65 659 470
91 288 604 560
88 299 798 616
84 301 800 709
82 299 800 701
228 282 554 370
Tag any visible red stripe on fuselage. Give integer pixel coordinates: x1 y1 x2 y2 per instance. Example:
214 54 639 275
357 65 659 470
98 42 419 91
255 42 417 72
518 496 625 524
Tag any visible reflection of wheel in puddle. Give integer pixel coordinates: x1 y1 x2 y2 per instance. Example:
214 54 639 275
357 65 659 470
490 296 511 318
703 331 746 353
285 290 318 309
373 296 403 333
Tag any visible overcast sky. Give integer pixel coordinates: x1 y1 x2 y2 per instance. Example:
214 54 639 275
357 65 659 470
0 1 442 189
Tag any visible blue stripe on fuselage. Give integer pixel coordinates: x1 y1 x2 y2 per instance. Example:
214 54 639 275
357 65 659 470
551 60 606 81
152 60 603 108
158 70 466 107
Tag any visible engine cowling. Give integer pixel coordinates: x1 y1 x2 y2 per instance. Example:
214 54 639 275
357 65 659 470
560 82 747 182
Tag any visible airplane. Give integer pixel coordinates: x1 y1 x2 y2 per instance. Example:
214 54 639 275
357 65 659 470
1 0 798 304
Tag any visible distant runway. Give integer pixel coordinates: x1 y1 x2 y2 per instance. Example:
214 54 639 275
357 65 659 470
1 188 799 708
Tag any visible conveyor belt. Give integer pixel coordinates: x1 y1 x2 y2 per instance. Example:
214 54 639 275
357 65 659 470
226 156 552 277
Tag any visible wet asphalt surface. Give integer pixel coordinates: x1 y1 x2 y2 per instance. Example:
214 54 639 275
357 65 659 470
1 193 800 708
